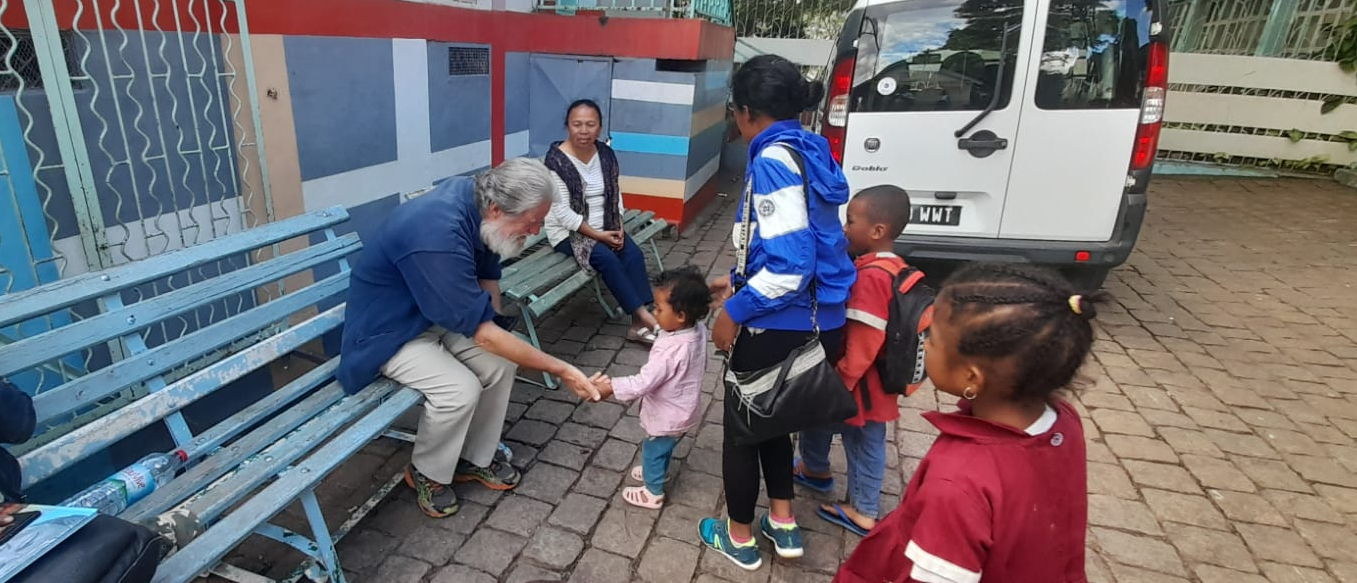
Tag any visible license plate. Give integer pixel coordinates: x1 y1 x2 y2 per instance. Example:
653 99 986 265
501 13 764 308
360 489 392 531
911 205 962 226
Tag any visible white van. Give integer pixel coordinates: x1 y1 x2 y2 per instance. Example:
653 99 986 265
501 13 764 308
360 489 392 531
819 0 1169 290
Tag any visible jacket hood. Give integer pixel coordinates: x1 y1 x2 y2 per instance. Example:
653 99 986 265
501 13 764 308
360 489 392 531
749 120 850 206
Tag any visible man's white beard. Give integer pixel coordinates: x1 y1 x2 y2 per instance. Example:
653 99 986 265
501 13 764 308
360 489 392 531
481 217 529 258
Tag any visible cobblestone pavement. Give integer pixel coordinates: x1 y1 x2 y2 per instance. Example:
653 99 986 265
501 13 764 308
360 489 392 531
218 176 1357 583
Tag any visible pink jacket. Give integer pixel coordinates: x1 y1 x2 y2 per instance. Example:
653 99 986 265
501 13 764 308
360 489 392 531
611 324 707 437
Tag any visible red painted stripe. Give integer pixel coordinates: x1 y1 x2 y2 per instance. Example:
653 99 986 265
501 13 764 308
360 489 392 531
245 1 733 61
492 47 506 166
2 1 237 33
623 193 684 226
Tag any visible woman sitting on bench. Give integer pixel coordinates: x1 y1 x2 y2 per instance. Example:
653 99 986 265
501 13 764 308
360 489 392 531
544 99 662 345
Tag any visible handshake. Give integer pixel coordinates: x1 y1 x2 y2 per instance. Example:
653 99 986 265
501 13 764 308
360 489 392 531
556 368 615 403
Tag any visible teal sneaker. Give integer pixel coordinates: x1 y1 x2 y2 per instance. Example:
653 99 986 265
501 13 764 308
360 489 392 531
760 514 804 559
698 518 762 571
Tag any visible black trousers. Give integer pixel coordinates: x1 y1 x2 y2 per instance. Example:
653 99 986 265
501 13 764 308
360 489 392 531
723 327 844 525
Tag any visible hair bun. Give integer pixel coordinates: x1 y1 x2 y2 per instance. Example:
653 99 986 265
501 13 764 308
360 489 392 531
803 82 826 111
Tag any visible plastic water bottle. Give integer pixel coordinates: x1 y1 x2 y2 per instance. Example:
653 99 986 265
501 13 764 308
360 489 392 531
62 450 188 515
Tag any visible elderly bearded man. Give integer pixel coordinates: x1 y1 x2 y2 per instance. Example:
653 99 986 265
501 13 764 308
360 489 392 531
339 158 603 518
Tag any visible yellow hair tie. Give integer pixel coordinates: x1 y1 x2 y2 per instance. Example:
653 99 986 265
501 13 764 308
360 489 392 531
1068 295 1084 315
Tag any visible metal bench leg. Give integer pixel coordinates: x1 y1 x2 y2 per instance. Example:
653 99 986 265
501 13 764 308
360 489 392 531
300 489 346 583
649 240 664 271
519 310 557 390
592 277 621 321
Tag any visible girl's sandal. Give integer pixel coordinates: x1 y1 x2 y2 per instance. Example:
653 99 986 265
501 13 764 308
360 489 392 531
622 486 665 509
626 326 659 345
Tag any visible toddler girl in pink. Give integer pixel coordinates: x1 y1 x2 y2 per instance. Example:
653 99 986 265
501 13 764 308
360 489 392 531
594 266 711 509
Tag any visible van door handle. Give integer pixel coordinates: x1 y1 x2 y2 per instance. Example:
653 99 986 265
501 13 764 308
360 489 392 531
957 130 1008 158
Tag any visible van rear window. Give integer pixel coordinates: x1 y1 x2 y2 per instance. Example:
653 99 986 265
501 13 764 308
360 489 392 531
1035 0 1154 110
851 0 1025 114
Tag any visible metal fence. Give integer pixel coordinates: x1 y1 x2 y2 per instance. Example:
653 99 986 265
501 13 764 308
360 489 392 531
0 0 272 445
1169 0 1356 59
533 0 734 24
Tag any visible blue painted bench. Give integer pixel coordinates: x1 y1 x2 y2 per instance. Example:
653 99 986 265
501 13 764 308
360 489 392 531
0 207 419 583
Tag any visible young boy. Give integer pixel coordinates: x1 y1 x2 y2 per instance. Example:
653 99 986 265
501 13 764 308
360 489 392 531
793 185 913 536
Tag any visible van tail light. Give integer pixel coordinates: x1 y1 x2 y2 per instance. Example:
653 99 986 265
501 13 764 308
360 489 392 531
1130 42 1168 172
822 54 855 164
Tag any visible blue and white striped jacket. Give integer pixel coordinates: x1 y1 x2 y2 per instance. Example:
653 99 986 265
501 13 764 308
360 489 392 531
726 120 856 332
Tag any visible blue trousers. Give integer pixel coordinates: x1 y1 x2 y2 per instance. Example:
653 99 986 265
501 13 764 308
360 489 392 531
799 421 889 518
642 435 680 496
554 236 654 314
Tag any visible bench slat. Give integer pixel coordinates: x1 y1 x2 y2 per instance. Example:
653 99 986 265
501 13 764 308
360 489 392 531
19 305 347 489
503 255 582 301
123 363 343 522
185 381 398 525
500 252 571 293
525 270 594 318
0 234 361 379
150 384 421 583
31 273 350 424
0 207 348 329
631 220 669 247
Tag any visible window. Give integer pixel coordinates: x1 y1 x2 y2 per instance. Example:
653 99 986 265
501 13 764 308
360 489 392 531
1034 0 1155 110
0 30 82 92
447 46 490 76
851 0 1024 113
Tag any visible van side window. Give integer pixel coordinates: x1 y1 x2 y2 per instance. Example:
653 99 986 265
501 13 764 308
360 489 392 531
1034 0 1154 109
851 0 1024 114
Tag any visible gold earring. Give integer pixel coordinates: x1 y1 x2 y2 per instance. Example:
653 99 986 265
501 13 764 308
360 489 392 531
963 386 977 400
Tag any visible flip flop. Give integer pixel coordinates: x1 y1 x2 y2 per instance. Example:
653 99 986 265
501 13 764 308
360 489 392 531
791 458 835 493
622 486 665 509
816 503 871 537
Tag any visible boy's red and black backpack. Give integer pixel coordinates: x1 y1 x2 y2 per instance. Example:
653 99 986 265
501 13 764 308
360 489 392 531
862 257 935 406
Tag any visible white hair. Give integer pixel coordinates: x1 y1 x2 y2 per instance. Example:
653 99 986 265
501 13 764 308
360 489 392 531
474 157 554 217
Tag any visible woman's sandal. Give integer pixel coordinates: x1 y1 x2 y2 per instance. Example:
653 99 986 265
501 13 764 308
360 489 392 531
622 486 665 509
626 326 660 346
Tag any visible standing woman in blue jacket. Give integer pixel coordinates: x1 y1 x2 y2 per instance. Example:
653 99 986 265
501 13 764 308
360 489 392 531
701 54 857 570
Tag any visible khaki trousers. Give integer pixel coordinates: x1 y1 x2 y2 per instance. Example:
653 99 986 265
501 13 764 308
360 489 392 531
381 326 516 484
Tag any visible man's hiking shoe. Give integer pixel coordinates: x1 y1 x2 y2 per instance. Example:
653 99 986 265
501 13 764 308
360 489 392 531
698 518 762 571
760 514 805 559
454 459 521 491
404 464 459 518
495 442 514 464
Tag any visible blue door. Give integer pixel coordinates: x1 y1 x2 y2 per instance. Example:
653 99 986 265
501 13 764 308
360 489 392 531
528 55 613 158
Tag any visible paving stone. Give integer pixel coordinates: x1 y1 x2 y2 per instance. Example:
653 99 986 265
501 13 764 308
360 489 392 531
770 564 836 583
1107 563 1193 583
1159 427 1227 457
1164 522 1258 573
569 548 633 583
638 537 701 582
700 546 772 582
1330 562 1357 583
1183 407 1252 432
488 495 555 535
373 555 433 583
1088 494 1163 535
396 526 466 566
1091 527 1187 576
557 422 610 448
1092 408 1156 436
1123 460 1204 493
1313 484 1357 514
1234 523 1324 568
573 401 627 428
456 528 528 577
576 349 616 368
655 502 710 541
1293 519 1357 562
1181 454 1255 491
538 441 594 470
455 481 506 506
1143 489 1228 530
1259 562 1338 583
1234 458 1311 492
573 465 624 498
1208 489 1288 526
593 439 639 472
505 564 563 583
593 504 659 558
609 415 648 444
337 528 399 571
523 526 586 569
1206 429 1280 459
1105 434 1179 463
1287 454 1357 487
527 400 577 425
668 470 724 512
431 564 497 583
549 493 609 534
517 463 580 503
371 498 434 536
508 420 559 447
1193 565 1268 583
686 445 725 476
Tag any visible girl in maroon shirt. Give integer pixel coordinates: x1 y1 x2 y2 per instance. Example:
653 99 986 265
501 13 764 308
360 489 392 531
835 264 1107 583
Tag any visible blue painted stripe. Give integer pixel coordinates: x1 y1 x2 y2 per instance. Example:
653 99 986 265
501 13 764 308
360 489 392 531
617 151 689 181
686 122 727 178
505 52 531 134
611 99 692 136
611 132 690 157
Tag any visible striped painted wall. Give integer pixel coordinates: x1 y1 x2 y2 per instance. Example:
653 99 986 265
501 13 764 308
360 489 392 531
610 59 732 226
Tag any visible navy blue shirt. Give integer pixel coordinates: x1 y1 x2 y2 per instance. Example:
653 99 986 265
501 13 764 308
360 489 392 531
338 178 502 394
1 379 36 502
